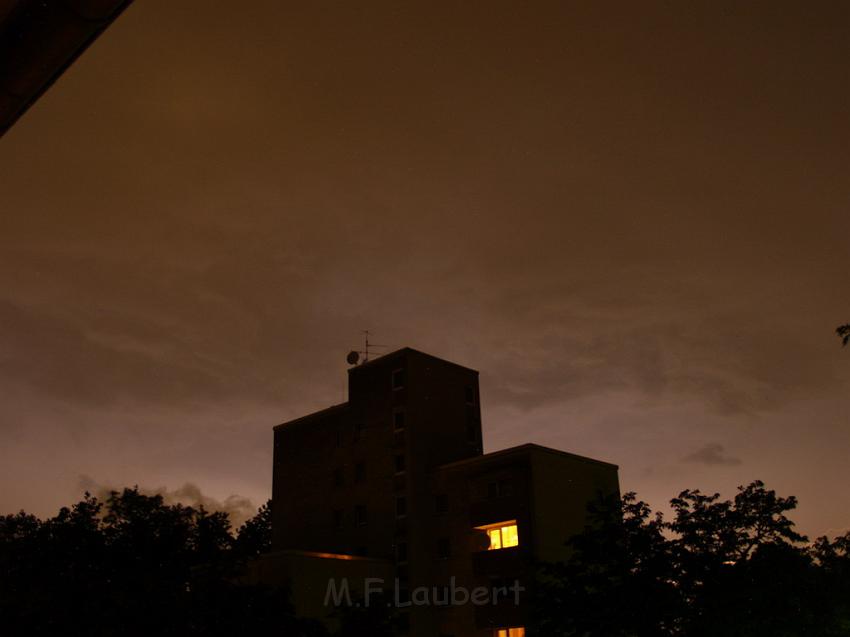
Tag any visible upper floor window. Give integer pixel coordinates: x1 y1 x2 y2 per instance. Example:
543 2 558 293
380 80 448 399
332 509 342 530
355 462 366 483
354 505 368 526
476 520 519 551
353 422 363 442
393 409 406 431
436 537 451 559
486 480 512 499
392 368 405 390
396 541 408 563
435 493 448 514
394 454 406 474
333 468 343 487
495 629 525 637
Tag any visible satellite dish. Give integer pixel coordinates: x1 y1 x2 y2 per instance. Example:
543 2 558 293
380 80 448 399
347 351 360 365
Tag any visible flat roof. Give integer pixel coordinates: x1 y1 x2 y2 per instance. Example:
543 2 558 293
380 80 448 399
436 442 619 471
347 346 479 375
273 402 348 430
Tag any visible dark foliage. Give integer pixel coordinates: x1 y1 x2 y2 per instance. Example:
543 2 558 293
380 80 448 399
838 324 850 346
534 481 850 637
330 592 400 637
0 489 325 637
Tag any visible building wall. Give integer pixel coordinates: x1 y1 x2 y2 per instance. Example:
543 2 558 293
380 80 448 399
529 448 621 563
270 349 619 637
246 549 395 631
431 446 619 637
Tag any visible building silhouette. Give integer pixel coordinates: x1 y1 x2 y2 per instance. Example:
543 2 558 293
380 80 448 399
262 348 619 637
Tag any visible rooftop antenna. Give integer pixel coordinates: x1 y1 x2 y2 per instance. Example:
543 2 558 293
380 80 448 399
346 330 387 366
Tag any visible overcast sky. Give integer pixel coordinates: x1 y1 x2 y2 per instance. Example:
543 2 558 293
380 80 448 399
1 0 848 537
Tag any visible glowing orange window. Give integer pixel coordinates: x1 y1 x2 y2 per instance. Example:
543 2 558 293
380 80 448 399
475 520 519 550
495 628 525 637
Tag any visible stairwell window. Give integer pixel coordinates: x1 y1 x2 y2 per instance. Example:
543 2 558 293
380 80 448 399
476 520 519 550
393 409 406 431
392 368 405 390
394 454 406 474
355 505 368 526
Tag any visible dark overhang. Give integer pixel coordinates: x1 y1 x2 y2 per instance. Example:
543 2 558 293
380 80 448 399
0 0 133 138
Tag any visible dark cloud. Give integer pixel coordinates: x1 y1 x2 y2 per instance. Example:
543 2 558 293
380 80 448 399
684 443 742 467
0 0 848 538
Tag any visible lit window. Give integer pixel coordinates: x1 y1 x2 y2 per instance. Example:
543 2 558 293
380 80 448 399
495 628 525 637
476 521 519 551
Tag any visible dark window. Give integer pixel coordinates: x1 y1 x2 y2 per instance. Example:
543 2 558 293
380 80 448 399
393 430 406 448
335 428 342 447
355 462 366 483
356 546 368 557
436 537 451 559
353 422 363 442
393 410 406 431
396 541 408 563
332 509 342 530
333 468 343 487
467 421 478 444
355 505 367 526
498 479 512 497
394 454 406 473
396 564 409 580
396 496 407 518
465 385 475 404
435 493 448 514
392 368 405 390
486 480 512 499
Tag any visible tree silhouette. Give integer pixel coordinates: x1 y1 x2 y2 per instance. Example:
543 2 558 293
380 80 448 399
837 323 850 346
534 493 679 637
233 499 272 558
533 481 850 637
0 489 325 637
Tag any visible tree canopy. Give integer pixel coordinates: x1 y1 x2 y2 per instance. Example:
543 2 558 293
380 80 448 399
0 489 323 637
534 480 850 637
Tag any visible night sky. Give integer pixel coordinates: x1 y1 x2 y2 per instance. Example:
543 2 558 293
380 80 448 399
1 1 848 536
